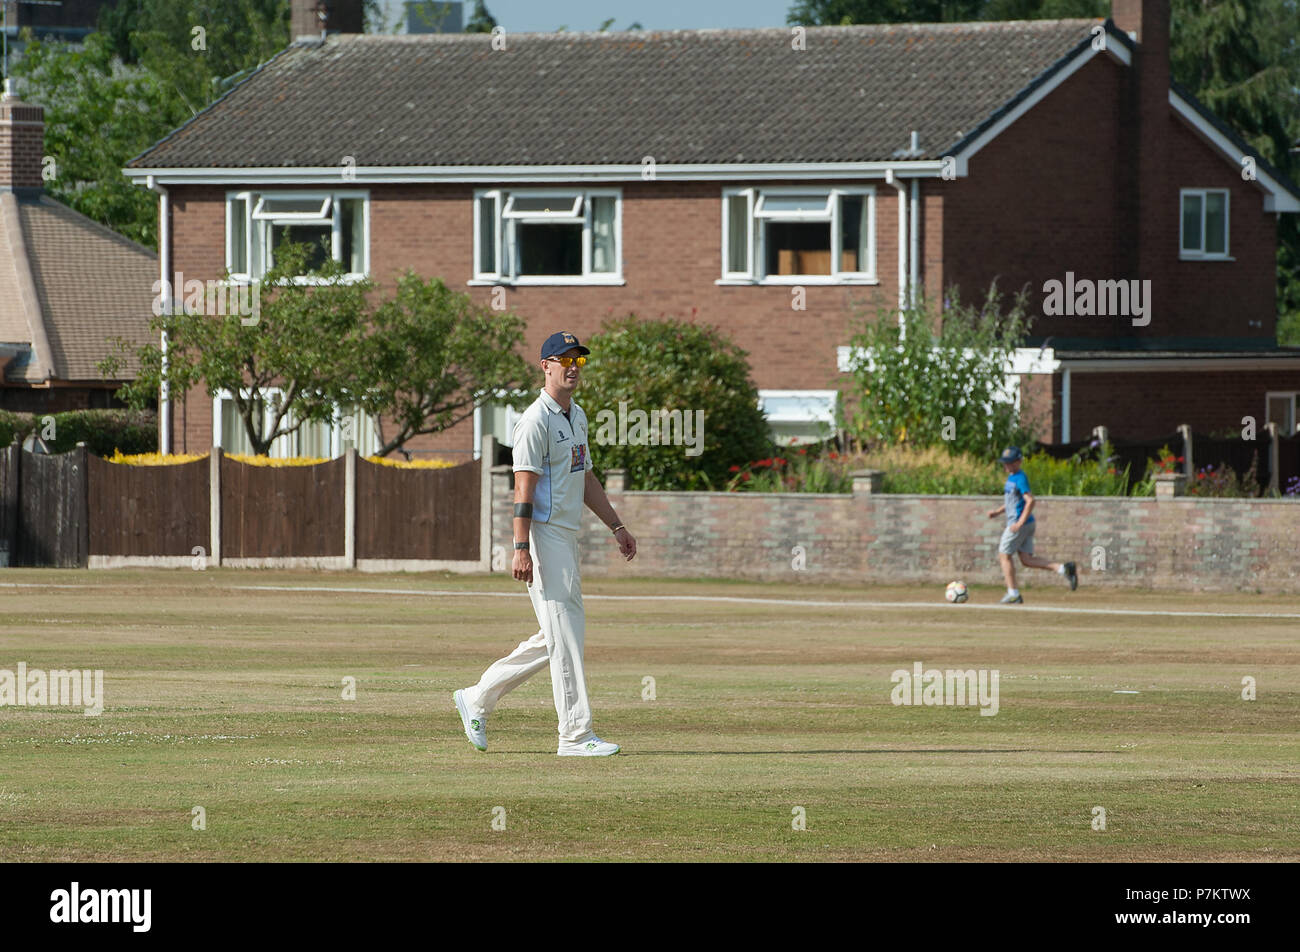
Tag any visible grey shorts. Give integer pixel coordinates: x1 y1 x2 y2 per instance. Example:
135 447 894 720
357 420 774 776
999 520 1036 555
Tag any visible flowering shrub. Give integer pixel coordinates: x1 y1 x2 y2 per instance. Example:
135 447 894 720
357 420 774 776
106 450 456 469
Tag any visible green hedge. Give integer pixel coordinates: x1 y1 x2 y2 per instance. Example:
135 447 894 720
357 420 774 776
0 409 157 456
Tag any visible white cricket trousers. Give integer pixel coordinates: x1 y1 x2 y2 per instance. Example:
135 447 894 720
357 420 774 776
463 520 594 744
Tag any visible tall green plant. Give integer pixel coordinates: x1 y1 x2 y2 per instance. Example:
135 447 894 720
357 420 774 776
845 287 1035 457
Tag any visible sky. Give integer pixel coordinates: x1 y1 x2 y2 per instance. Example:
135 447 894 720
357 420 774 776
380 0 797 33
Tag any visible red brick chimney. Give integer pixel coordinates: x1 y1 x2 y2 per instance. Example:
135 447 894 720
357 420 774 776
1112 0 1171 336
291 0 365 41
0 78 45 192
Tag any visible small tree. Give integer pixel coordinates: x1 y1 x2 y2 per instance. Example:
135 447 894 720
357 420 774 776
845 286 1035 457
101 243 372 456
353 272 539 456
576 316 772 489
102 246 539 457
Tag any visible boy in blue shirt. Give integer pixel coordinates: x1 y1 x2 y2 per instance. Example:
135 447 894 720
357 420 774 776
986 446 1077 603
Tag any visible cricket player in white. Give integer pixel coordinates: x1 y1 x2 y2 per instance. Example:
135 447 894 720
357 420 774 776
454 331 637 756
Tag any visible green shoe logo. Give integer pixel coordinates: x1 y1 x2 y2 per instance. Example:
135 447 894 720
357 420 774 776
471 719 480 731
586 742 597 750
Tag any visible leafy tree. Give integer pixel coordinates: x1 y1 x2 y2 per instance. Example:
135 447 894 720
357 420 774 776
353 273 539 456
14 2 289 248
844 287 1035 456
100 243 374 456
100 243 538 457
575 316 773 490
464 0 498 32
787 0 985 25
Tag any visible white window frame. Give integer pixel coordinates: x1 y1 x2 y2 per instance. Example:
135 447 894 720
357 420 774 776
719 185 876 285
1179 188 1231 260
1266 391 1299 435
212 388 381 458
226 189 370 285
471 188 623 286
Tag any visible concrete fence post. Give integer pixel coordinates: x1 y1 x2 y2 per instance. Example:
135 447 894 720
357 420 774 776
490 464 513 572
345 446 357 569
1092 425 1108 447
210 446 222 567
479 434 497 570
1177 423 1193 479
1265 422 1279 494
1154 472 1186 499
851 469 884 495
604 469 627 493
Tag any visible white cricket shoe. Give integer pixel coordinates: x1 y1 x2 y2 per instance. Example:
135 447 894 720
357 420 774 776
557 736 621 757
453 689 487 751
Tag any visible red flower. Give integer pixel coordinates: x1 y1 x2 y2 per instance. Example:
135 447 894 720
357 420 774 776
797 448 808 455
774 457 787 466
728 465 740 473
1197 472 1206 479
754 458 772 468
741 472 751 481
1176 456 1185 463
828 452 839 460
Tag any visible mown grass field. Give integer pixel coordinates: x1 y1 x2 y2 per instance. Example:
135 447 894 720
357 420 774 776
1 568 1297 861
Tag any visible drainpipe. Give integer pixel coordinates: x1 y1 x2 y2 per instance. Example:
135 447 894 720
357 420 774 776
909 178 920 308
884 170 908 333
1060 367 1072 443
145 174 171 454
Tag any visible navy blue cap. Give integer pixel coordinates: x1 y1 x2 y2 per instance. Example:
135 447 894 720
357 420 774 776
998 446 1023 463
541 331 590 360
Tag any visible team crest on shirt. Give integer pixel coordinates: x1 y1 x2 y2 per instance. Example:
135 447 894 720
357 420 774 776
570 443 587 473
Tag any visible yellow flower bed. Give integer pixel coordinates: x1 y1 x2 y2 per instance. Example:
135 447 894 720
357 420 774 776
106 450 458 469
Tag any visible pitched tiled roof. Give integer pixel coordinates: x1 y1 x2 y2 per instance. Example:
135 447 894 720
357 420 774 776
129 20 1102 169
0 193 156 383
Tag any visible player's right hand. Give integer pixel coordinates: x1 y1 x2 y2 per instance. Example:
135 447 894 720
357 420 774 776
512 549 533 583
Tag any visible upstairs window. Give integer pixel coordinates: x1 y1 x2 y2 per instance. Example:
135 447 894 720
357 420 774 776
226 191 368 282
1180 188 1229 259
474 189 621 284
722 186 875 283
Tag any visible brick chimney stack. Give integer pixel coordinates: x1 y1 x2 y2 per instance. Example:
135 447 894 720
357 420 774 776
291 0 365 41
1112 0 1172 334
0 78 45 193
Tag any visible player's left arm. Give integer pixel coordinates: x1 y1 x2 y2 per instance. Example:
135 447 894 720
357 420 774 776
584 469 636 561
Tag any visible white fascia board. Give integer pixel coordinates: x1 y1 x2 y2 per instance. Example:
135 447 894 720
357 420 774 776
1058 356 1300 372
953 40 1129 177
1169 91 1300 213
837 345 1062 375
123 161 948 186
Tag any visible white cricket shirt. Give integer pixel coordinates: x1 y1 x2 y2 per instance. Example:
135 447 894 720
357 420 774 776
511 389 593 531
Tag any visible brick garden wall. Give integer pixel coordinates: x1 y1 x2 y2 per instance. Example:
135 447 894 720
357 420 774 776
491 468 1300 593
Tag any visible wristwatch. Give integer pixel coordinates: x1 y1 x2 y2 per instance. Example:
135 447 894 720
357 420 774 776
514 541 529 550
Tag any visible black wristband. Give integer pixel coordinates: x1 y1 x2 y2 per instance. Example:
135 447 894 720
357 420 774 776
514 502 534 518
514 541 529 550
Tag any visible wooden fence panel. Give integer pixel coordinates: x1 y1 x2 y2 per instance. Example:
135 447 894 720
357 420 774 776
14 446 88 567
356 460 480 560
88 454 210 556
221 456 346 558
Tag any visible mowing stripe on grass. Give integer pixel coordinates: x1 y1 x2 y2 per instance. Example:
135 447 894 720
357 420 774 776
7 581 1298 620
230 585 1300 620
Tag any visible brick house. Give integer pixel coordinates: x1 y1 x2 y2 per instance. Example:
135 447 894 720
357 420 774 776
123 0 1300 460
2 81 156 415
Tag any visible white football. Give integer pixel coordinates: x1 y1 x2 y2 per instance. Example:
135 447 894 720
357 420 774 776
945 580 969 603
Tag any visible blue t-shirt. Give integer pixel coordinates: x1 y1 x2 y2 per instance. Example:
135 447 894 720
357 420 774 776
1004 471 1034 525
